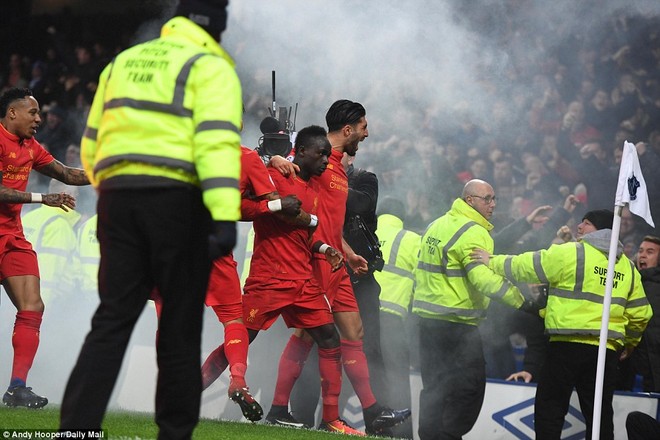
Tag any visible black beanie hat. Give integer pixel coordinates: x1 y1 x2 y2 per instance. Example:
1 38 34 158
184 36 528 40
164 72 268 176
175 0 229 41
583 209 614 230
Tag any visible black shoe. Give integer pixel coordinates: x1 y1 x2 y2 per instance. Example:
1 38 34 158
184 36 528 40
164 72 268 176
366 406 411 434
3 386 48 409
265 406 309 429
228 386 263 422
367 426 394 437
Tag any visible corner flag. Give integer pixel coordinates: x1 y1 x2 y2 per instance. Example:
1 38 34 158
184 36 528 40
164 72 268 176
593 140 655 440
615 141 655 227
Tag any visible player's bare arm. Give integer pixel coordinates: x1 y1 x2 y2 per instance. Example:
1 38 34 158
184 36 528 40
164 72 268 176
269 155 299 177
269 193 315 226
0 174 76 211
342 237 368 275
324 246 345 272
37 160 90 186
0 175 34 203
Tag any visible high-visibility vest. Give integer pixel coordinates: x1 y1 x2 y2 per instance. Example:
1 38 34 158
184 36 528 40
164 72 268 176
413 198 524 325
22 206 81 302
81 16 241 222
240 225 255 287
490 233 652 350
374 214 420 319
76 214 99 294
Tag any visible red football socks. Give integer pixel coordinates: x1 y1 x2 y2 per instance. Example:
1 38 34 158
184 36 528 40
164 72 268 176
341 339 377 409
318 346 342 422
224 322 249 382
10 311 42 387
271 334 313 407
201 344 228 390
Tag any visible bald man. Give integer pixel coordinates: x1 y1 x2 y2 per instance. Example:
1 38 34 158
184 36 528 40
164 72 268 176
412 179 530 440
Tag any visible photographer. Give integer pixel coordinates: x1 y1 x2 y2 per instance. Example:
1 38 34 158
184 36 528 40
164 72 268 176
343 153 387 403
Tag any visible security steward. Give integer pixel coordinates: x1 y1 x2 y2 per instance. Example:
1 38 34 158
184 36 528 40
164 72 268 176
472 209 652 440
413 179 529 440
21 180 81 303
373 196 420 439
76 214 99 298
60 1 242 438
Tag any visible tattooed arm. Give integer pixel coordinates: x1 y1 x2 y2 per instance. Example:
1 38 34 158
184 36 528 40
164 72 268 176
36 159 90 186
0 172 77 211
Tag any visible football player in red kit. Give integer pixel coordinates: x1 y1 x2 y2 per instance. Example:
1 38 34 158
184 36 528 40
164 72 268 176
0 88 89 408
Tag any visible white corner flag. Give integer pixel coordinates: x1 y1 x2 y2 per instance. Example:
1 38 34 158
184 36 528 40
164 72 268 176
593 140 655 440
615 140 655 227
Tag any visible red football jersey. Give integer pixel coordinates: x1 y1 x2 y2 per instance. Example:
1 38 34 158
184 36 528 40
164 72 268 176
311 148 347 250
248 169 319 280
0 125 54 236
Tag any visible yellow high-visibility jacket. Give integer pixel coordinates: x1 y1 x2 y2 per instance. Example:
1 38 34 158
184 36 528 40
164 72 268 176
22 206 81 302
413 198 524 325
81 16 241 222
374 214 420 319
76 214 99 294
489 230 652 350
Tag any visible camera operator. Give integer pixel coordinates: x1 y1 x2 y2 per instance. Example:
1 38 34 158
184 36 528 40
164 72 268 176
343 153 387 403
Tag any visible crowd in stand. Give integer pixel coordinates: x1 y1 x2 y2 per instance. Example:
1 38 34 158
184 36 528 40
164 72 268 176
2 3 660 251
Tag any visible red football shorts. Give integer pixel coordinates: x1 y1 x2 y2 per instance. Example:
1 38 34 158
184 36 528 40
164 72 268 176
205 255 242 322
312 257 358 313
0 235 39 281
241 276 333 331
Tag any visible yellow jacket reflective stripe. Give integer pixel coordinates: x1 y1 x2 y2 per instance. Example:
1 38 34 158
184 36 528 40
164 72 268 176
81 16 241 222
413 198 524 325
489 230 652 350
374 214 420 319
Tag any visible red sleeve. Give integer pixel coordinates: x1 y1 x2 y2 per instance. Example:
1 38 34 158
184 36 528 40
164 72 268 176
239 148 278 220
31 139 56 169
240 198 269 221
241 148 276 198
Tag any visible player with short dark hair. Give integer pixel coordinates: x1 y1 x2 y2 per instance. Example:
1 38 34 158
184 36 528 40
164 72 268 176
0 87 89 408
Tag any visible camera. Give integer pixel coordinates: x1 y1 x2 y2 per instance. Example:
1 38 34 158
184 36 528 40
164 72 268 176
258 132 292 158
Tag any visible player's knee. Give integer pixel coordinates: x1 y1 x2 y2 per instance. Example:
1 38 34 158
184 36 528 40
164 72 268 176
222 318 243 326
17 297 44 312
311 324 340 349
339 324 363 341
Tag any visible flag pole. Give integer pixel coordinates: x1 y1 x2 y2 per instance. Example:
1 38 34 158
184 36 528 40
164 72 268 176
592 140 655 439
591 204 623 440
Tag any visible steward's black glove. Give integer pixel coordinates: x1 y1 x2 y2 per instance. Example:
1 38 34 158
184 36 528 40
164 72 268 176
208 221 237 260
519 298 543 317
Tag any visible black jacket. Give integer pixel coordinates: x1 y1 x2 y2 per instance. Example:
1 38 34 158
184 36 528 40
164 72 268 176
632 266 660 391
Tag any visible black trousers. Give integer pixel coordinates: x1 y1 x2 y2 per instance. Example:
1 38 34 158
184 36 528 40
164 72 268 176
535 341 618 440
626 411 660 440
380 311 413 439
60 188 212 440
352 274 386 403
418 318 486 440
